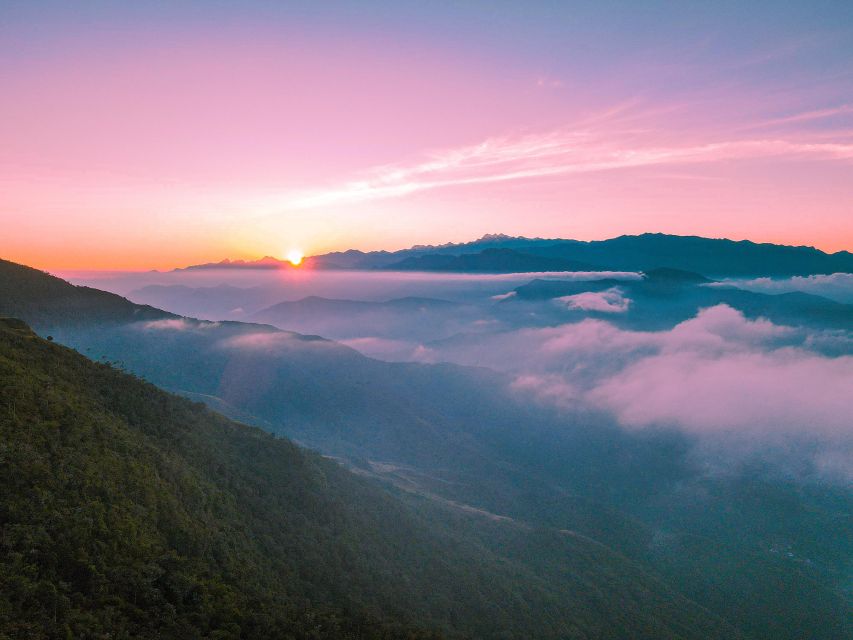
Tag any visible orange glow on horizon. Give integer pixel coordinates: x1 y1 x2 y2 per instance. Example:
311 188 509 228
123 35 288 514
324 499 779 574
5 224 853 273
2 6 853 272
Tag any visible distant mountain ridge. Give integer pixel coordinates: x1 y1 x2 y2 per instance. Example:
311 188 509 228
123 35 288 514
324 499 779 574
175 233 853 277
504 267 853 331
384 248 600 273
174 256 295 271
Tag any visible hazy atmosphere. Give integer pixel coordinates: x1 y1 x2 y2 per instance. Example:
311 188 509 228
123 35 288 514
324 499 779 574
2 2 852 640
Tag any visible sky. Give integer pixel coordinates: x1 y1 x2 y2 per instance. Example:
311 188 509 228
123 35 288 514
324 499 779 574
2 1 853 269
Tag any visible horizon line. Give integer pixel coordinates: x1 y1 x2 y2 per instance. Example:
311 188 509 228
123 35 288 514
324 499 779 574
31 230 853 274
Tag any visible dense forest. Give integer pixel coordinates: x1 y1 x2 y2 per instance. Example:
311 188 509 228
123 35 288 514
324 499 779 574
0 317 741 639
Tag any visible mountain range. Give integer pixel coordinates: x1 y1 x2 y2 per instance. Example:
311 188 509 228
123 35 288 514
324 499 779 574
176 233 853 277
2 257 852 639
498 267 853 331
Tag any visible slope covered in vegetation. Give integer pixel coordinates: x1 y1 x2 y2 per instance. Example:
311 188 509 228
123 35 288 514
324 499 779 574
0 317 740 640
0 259 171 327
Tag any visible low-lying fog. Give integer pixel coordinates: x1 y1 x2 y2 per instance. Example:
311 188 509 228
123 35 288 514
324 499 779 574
62 267 853 480
61 268 642 307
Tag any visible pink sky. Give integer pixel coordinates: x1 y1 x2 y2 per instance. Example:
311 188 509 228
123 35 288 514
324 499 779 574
2 5 852 269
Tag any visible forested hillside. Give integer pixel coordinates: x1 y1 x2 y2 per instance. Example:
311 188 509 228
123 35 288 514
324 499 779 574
0 317 740 639
0 259 171 327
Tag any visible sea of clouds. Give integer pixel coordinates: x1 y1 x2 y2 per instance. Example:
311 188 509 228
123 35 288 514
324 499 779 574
87 268 852 480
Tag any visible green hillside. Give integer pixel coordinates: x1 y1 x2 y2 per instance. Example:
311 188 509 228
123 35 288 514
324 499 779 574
0 317 740 640
0 259 171 327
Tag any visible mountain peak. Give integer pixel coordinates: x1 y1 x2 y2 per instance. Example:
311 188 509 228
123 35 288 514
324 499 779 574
475 233 521 242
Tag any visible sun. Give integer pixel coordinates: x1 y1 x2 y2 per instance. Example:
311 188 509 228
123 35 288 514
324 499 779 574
286 249 304 266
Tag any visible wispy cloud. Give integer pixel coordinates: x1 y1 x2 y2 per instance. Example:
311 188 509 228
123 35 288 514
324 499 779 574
285 128 853 209
709 272 853 303
139 318 221 331
745 104 853 130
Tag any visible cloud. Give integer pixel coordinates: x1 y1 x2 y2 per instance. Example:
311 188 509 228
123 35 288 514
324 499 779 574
537 307 849 439
482 305 853 478
492 271 642 282
557 287 631 313
491 291 517 301
589 347 853 437
746 104 853 130
217 330 331 351
708 272 853 304
415 305 851 467
285 127 853 208
661 303 793 351
139 318 220 331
